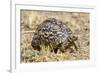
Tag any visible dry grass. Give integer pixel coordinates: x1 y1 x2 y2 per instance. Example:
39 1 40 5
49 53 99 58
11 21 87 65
20 10 90 63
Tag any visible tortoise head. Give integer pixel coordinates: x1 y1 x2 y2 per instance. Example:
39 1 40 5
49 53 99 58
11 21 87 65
67 35 78 42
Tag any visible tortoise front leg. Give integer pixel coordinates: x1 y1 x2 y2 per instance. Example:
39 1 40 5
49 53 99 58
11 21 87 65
71 41 79 51
67 36 79 52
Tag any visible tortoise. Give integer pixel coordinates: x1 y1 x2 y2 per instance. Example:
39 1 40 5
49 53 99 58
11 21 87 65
31 18 79 53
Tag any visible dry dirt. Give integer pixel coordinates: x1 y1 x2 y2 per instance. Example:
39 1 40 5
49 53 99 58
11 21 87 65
20 10 90 63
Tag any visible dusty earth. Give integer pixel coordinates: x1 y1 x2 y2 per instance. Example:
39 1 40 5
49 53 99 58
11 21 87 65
20 10 90 63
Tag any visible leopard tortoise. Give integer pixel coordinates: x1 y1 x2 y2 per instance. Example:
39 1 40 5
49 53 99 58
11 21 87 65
31 18 79 53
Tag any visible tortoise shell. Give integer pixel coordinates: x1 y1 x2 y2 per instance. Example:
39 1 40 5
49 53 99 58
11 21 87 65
31 18 78 53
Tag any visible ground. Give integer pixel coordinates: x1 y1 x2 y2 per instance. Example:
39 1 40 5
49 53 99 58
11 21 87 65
20 10 90 63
